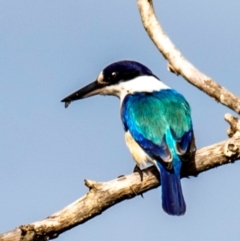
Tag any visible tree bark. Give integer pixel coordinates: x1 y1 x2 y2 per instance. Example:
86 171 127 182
1 134 240 241
137 0 240 114
1 1 240 240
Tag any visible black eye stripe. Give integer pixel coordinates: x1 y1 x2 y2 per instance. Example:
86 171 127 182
101 60 158 85
104 70 141 84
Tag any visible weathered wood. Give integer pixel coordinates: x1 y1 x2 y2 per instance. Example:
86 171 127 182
137 0 240 114
1 136 240 241
1 1 240 240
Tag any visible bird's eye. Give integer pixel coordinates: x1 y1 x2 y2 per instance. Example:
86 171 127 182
107 72 118 82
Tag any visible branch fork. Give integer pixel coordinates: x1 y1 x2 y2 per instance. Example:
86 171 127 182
1 1 240 240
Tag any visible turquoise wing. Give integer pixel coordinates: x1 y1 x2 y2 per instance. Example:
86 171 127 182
121 89 195 167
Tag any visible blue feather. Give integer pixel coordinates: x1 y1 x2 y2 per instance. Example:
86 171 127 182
62 60 195 216
121 89 195 215
156 159 186 215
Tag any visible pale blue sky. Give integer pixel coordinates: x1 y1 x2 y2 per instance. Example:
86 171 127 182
1 1 240 240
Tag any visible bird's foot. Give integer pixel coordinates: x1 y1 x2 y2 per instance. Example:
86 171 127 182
133 165 143 182
133 165 144 198
133 165 144 181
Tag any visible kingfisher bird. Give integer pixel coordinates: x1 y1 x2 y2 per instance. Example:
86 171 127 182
61 60 195 216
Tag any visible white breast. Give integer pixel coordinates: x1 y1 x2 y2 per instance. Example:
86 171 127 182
125 131 153 167
101 75 169 103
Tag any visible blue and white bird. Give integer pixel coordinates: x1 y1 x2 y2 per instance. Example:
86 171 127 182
62 60 195 216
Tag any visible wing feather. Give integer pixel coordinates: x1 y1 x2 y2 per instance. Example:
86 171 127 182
121 89 194 167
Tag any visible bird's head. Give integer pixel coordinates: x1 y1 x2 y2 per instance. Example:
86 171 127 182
61 60 166 108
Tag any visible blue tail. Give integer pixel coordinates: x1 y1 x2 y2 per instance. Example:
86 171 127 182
157 161 186 216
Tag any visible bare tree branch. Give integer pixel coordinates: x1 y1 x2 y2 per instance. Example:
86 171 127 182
225 113 240 137
137 0 240 114
1 133 240 241
1 2 240 241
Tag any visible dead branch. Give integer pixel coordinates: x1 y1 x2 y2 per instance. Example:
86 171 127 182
225 113 240 137
1 2 240 241
137 0 240 114
1 134 240 241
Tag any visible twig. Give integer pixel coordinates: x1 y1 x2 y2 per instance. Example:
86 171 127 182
225 113 240 137
137 0 240 114
1 136 240 241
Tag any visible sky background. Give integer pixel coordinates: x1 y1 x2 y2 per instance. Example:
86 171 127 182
0 0 240 240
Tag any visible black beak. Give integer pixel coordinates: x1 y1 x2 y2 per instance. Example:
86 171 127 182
61 80 104 108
